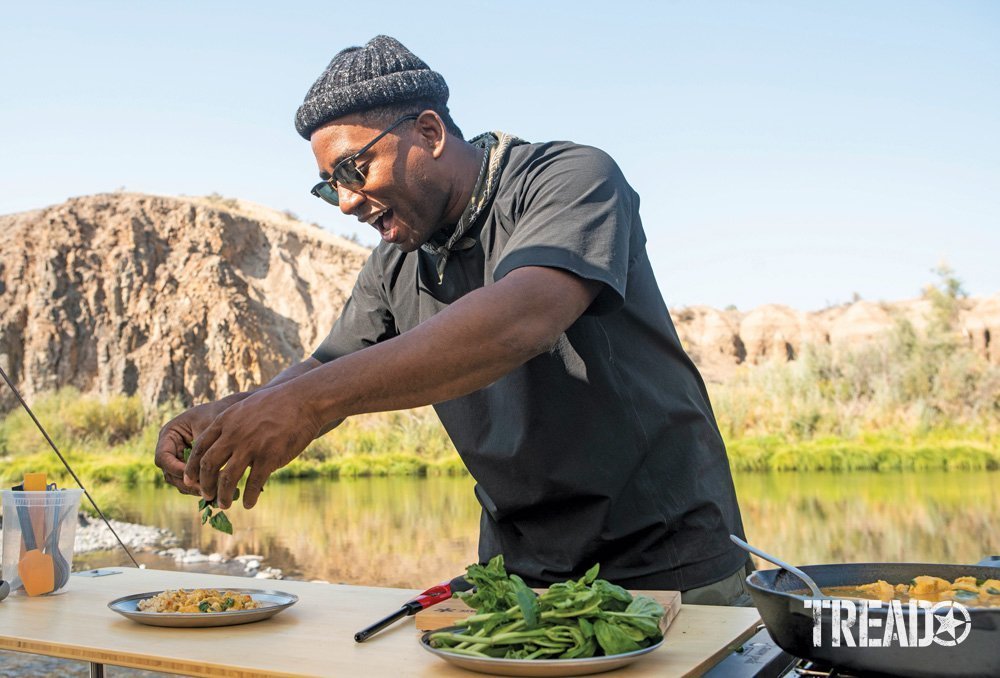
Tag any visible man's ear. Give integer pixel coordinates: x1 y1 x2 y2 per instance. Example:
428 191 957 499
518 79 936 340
414 110 447 159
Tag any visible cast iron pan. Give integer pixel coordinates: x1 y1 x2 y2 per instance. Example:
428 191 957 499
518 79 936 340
747 559 1000 678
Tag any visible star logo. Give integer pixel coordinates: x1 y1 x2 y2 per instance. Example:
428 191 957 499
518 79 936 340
931 601 971 646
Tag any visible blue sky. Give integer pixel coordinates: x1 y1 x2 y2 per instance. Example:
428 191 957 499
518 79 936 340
2 1 997 310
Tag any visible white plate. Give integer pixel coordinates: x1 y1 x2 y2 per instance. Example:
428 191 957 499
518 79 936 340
419 626 664 677
108 589 298 628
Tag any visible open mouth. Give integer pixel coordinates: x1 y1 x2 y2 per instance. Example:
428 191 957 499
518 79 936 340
365 209 394 238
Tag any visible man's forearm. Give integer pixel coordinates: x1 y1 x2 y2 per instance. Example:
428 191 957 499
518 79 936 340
289 266 599 428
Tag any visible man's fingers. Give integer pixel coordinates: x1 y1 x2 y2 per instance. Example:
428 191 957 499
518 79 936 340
184 426 220 491
243 465 270 509
163 472 202 495
155 427 199 493
215 456 248 510
194 435 234 502
154 428 188 474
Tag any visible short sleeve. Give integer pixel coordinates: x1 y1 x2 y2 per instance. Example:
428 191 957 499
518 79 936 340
312 252 398 363
492 145 638 315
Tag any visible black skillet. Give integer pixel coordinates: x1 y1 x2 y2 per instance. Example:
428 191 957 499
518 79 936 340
745 555 1000 678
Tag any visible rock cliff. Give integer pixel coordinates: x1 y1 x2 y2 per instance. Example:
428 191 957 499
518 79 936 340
673 295 1000 383
1 192 996 408
0 193 369 411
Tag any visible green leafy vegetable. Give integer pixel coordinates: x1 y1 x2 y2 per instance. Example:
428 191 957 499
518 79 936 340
198 600 211 613
208 511 234 535
429 555 664 660
183 443 240 534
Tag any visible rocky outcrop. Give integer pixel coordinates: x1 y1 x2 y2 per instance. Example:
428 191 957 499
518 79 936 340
0 192 370 411
671 293 1000 382
1 192 996 403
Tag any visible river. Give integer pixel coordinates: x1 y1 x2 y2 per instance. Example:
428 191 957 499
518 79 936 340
72 471 1000 587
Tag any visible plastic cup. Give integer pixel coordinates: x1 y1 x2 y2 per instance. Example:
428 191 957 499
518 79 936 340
1 488 83 595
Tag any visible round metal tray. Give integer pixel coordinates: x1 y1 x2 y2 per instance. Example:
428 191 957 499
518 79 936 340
108 589 298 628
419 626 664 677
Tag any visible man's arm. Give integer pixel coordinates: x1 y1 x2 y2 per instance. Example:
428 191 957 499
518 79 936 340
187 265 601 509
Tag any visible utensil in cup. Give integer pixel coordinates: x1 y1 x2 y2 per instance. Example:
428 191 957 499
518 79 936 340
14 500 55 596
46 500 71 590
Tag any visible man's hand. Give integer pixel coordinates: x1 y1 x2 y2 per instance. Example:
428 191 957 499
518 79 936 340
183 383 324 510
154 398 244 495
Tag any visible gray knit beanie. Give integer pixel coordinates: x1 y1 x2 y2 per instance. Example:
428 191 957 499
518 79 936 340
294 35 450 140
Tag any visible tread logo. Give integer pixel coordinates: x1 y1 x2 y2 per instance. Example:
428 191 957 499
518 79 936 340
803 599 971 648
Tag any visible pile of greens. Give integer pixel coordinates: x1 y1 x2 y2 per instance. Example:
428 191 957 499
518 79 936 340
428 555 665 660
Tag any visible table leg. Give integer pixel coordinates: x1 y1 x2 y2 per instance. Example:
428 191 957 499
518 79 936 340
90 661 105 678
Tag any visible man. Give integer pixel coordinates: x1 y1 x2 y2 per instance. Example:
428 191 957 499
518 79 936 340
155 35 751 604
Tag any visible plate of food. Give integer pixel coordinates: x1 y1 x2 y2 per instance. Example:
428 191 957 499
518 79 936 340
108 588 298 628
419 556 666 677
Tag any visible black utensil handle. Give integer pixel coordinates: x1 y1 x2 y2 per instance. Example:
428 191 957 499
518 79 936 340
354 606 408 643
14 503 38 551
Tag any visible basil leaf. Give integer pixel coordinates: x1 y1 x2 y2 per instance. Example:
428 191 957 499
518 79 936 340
510 574 540 628
594 619 642 655
198 499 208 511
201 507 211 525
209 511 234 535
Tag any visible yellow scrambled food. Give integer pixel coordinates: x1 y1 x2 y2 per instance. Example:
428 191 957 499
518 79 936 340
137 589 261 613
823 576 1000 607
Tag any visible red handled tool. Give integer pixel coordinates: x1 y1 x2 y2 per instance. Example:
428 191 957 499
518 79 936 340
354 575 473 642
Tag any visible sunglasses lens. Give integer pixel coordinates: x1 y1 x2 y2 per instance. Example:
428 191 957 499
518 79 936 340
311 182 340 206
333 161 365 190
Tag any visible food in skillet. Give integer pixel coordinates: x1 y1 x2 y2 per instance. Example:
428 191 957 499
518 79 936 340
427 555 665 660
822 575 1000 606
137 589 262 613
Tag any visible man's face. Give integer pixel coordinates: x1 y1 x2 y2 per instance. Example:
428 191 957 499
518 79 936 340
310 114 450 252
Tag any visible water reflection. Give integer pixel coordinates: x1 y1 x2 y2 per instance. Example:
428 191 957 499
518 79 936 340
79 471 1000 588
734 471 1000 566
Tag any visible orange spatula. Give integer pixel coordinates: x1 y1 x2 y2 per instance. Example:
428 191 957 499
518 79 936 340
15 474 55 596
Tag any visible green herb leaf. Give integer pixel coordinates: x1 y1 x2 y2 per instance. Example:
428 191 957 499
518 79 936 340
593 579 633 612
201 506 211 524
209 511 234 535
510 574 540 628
198 498 208 511
594 619 642 655
582 563 600 585
183 446 192 463
198 600 211 613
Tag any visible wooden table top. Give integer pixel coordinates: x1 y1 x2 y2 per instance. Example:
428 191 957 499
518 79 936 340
0 568 761 677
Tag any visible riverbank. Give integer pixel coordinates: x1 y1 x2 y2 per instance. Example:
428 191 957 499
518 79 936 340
1 425 996 521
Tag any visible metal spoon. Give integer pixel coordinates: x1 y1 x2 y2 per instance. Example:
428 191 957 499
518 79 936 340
730 534 825 598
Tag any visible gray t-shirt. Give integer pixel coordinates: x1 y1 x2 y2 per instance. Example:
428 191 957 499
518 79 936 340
313 140 747 590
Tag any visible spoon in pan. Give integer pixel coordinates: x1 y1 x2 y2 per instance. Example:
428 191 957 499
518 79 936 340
730 534 825 599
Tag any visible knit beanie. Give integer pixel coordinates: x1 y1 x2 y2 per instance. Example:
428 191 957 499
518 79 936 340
294 35 450 140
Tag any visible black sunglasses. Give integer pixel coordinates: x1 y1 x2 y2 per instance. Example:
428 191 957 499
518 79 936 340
310 113 419 207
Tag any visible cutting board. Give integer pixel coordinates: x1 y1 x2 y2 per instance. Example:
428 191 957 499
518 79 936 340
415 589 682 633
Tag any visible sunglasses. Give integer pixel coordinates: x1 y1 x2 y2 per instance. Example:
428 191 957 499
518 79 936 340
310 113 419 207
